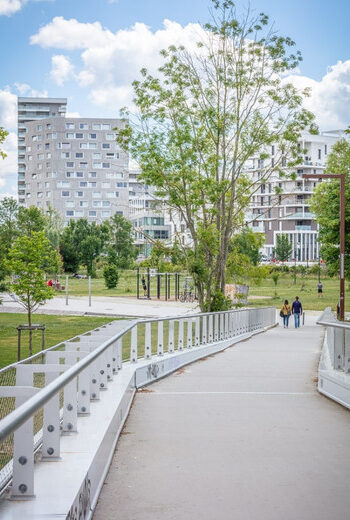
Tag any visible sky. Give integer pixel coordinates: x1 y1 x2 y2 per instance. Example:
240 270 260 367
1 0 350 197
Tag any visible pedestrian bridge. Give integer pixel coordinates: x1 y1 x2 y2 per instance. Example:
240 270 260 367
0 307 349 519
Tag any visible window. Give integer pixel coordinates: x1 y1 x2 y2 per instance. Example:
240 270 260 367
79 201 88 207
28 155 33 161
75 152 84 158
45 182 50 188
75 191 84 197
46 124 51 130
45 143 50 149
37 192 43 198
260 196 264 206
325 144 328 155
88 182 96 188
92 191 101 198
61 152 70 158
92 124 101 130
65 201 74 208
89 211 97 217
58 143 71 149
106 133 115 140
75 133 84 139
38 164 42 170
37 125 42 131
75 211 84 217
318 149 321 160
102 162 110 168
106 152 115 158
46 133 56 139
261 184 265 194
66 133 74 139
62 191 70 197
80 182 88 187
46 162 50 168
271 145 275 155
93 153 101 159
37 144 42 150
102 211 111 217
46 153 51 159
79 162 88 168
80 142 97 149
89 172 97 178
66 172 73 178
66 123 75 129
79 123 88 130
89 133 96 139
102 182 110 188
271 158 275 167
93 162 102 168
57 181 70 188
102 201 110 207
102 143 110 149
66 211 74 217
282 157 287 167
76 171 84 178
102 124 110 130
66 162 74 168
93 201 102 207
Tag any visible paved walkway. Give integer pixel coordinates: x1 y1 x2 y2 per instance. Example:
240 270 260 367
0 295 197 318
94 315 350 520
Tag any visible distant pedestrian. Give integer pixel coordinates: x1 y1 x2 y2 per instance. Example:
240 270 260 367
280 299 292 328
292 296 303 328
47 279 53 287
317 281 323 298
141 275 147 296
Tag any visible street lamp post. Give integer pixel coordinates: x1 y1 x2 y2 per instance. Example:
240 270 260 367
302 173 345 320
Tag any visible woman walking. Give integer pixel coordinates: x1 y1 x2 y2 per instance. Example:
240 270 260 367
280 299 292 328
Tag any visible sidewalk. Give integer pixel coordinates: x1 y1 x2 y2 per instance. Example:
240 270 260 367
0 295 198 318
94 315 350 520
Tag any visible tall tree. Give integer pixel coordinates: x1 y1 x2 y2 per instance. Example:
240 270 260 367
5 231 61 355
107 214 136 269
117 0 314 310
274 233 292 262
0 127 8 160
310 139 350 280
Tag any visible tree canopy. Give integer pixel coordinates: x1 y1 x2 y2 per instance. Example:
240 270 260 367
117 0 315 310
274 233 292 262
310 139 350 280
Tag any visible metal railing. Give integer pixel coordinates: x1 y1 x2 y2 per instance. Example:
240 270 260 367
0 307 275 499
317 307 350 373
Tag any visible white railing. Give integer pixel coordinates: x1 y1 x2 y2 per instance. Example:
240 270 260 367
0 307 275 500
316 308 350 408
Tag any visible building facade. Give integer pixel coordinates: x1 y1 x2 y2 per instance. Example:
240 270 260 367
18 98 129 223
246 132 342 262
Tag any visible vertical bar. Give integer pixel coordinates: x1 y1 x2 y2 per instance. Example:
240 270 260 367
220 313 224 340
344 329 350 374
168 320 174 353
178 319 184 350
145 322 151 359
62 379 77 433
202 315 207 344
131 325 138 363
136 267 140 299
117 338 123 370
195 318 200 346
112 340 118 374
214 314 219 341
99 352 108 390
78 367 90 415
187 319 192 348
157 273 160 299
147 267 150 299
88 275 91 307
157 321 164 356
42 371 61 460
168 274 171 300
165 273 168 301
42 328 45 351
208 315 213 342
17 328 21 361
65 274 69 305
340 174 345 320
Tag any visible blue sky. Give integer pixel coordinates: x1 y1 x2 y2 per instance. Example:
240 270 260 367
1 0 350 196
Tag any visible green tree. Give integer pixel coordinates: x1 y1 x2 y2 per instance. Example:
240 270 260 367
17 206 46 236
310 139 350 280
230 228 264 266
59 221 81 273
117 0 314 310
0 198 19 283
274 234 292 262
103 263 119 289
45 206 64 250
107 214 136 269
5 231 61 355
0 127 8 160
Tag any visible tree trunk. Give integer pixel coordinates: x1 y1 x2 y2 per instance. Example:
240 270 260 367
28 305 32 357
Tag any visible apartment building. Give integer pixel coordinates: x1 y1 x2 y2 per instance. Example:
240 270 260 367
246 131 342 262
18 97 129 223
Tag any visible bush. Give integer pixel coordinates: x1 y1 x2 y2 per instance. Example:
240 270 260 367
103 264 119 289
203 291 232 312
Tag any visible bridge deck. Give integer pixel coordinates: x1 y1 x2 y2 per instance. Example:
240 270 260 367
94 316 350 520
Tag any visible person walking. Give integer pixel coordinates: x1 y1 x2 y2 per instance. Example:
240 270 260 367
317 281 323 298
141 275 147 297
280 299 292 328
292 296 303 328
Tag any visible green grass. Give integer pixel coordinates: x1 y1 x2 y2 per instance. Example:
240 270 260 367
0 313 113 369
247 274 350 312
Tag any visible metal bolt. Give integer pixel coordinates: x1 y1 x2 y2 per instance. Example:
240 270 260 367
81 406 86 412
18 484 27 494
107 364 110 368
92 393 96 398
92 379 97 384
67 404 73 411
100 370 104 375
113 357 116 361
67 423 73 430
47 447 54 455
81 390 86 395
100 383 105 388
18 456 27 465
47 425 54 432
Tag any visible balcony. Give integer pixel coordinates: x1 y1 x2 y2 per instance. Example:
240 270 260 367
295 225 312 231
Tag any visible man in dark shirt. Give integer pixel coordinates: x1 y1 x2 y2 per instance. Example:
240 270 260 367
292 296 303 328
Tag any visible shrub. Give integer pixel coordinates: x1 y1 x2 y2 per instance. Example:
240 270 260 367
103 264 119 289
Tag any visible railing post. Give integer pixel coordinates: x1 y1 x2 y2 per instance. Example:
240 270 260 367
42 370 61 460
168 320 174 353
345 330 350 374
214 314 219 342
187 319 192 349
145 322 151 359
99 352 108 391
62 378 78 433
117 338 123 370
178 319 184 350
157 321 164 356
202 315 207 344
131 325 138 363
195 317 200 346
208 315 213 342
334 327 345 370
220 313 224 340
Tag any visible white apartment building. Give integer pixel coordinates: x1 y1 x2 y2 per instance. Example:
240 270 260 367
18 97 129 223
246 131 343 262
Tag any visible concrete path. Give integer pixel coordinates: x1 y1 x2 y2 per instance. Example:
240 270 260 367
93 315 350 520
0 295 197 318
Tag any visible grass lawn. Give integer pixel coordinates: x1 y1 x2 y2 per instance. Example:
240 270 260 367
0 313 113 369
248 274 350 312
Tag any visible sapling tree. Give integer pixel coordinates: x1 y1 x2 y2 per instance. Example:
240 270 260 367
117 0 315 310
274 233 292 262
5 231 61 355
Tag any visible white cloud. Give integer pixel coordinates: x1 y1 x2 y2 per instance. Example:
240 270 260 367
0 88 17 130
0 131 17 192
0 0 22 15
14 82 48 98
50 55 74 85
